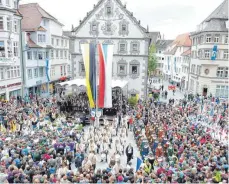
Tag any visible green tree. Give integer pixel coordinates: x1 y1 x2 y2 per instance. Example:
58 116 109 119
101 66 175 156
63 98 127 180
128 96 138 107
148 44 157 76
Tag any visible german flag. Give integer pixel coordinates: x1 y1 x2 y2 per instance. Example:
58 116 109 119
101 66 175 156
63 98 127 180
81 42 96 108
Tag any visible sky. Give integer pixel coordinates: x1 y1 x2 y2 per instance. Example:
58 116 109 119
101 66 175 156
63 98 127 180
20 0 224 39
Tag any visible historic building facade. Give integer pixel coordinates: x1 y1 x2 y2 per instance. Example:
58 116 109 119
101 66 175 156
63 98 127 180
67 0 150 98
19 3 71 96
0 0 22 100
163 33 191 90
189 0 228 97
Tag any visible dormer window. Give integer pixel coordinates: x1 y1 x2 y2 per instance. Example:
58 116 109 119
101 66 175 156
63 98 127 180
92 24 97 31
107 23 111 32
106 6 111 14
122 24 127 31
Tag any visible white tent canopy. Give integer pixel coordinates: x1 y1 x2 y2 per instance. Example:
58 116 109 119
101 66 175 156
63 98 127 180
57 79 128 89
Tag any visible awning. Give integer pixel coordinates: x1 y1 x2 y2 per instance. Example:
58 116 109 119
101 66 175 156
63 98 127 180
57 79 128 89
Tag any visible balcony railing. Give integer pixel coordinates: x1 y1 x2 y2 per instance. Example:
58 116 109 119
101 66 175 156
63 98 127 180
0 57 15 66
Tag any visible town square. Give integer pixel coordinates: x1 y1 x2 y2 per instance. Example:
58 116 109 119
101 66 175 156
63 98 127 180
0 0 228 183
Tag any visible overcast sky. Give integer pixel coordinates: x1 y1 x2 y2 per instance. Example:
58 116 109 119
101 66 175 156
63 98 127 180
20 0 224 39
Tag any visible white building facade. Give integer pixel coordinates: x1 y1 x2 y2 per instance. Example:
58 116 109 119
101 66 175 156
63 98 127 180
68 0 150 98
0 0 22 100
189 0 228 97
163 33 191 90
19 3 71 96
155 40 173 77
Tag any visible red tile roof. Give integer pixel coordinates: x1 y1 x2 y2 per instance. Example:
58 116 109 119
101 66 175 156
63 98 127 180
27 38 42 48
19 3 63 31
172 33 191 47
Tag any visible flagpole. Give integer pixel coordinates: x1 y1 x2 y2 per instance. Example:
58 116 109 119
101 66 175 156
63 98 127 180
95 36 99 127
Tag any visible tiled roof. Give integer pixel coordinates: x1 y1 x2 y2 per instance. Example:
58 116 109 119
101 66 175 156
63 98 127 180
192 0 228 35
172 33 191 47
148 32 161 45
181 49 191 56
27 38 42 48
203 0 228 22
37 26 46 31
19 3 63 31
155 40 173 49
164 46 178 55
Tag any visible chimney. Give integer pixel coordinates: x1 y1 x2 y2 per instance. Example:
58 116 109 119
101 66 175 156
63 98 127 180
138 20 141 24
79 20 82 24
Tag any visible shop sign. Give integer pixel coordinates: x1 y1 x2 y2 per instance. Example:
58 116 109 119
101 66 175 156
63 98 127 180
7 82 21 88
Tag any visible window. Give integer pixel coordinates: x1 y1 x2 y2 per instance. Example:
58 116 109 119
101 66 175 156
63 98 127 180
46 51 49 59
225 67 228 78
13 42 18 56
51 50 54 58
64 65 66 75
17 66 20 77
67 65 70 73
38 52 43 60
92 24 97 31
60 66 63 76
39 67 44 77
0 17 3 30
131 65 138 74
28 69 32 79
56 50 59 58
27 51 32 60
60 50 63 59
0 41 5 57
0 68 4 80
132 44 138 51
118 65 126 75
65 40 67 47
215 85 228 98
7 40 12 57
107 24 111 32
14 0 17 9
14 20 18 32
204 50 210 59
216 67 224 77
122 24 127 31
51 67 55 76
10 67 13 78
225 36 228 44
223 50 228 59
61 40 64 47
119 43 126 52
64 50 67 58
51 38 54 45
214 35 219 43
43 19 46 26
6 0 10 6
38 34 45 42
56 39 59 46
80 63 85 73
206 34 211 43
7 68 10 78
14 67 17 78
34 68 38 78
33 51 37 60
106 6 111 14
7 17 11 31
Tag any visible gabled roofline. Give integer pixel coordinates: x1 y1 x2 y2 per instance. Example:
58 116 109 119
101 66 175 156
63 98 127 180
73 0 149 38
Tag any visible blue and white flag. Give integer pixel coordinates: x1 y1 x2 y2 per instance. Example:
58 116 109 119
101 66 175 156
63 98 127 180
211 45 218 61
46 58 50 82
136 157 143 171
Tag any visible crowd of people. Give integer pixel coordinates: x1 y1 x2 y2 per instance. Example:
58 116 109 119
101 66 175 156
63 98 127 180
0 90 227 183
